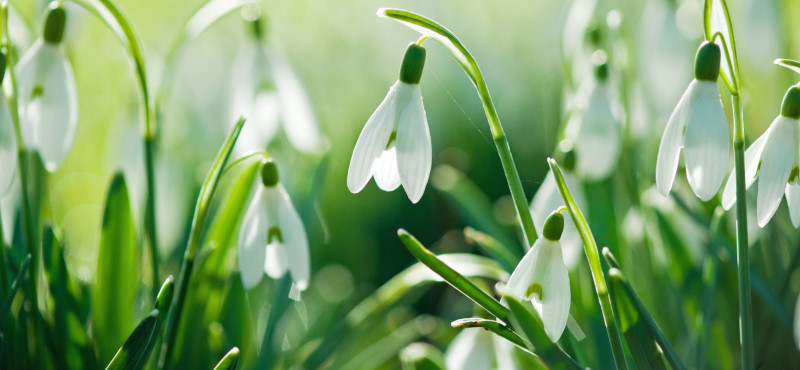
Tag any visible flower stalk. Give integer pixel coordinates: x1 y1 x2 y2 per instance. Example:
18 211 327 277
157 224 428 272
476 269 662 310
732 92 753 369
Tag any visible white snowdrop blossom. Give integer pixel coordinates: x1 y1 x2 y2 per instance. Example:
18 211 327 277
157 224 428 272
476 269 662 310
721 85 800 227
564 61 622 181
504 211 570 341
530 144 585 269
16 4 77 172
238 159 310 293
656 42 731 201
0 53 17 195
347 43 430 204
228 19 322 154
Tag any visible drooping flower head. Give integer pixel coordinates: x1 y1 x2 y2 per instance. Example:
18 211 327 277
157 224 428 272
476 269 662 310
17 3 78 172
504 210 571 341
564 54 622 181
0 52 18 194
228 15 323 154
722 85 800 227
656 41 731 201
347 42 431 203
238 159 310 293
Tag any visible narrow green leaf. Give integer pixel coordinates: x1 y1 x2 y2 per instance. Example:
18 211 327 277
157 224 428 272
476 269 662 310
154 276 175 317
603 249 687 370
463 227 518 272
93 173 139 365
504 296 583 370
106 309 159 370
397 229 508 321
212 347 240 370
451 318 531 353
548 158 627 370
774 58 800 76
704 0 740 93
0 254 31 326
607 268 667 370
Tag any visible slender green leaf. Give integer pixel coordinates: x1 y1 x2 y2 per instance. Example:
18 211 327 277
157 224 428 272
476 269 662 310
603 249 687 370
212 347 240 370
451 318 530 352
397 229 508 321
704 0 740 93
0 254 30 326
106 310 159 370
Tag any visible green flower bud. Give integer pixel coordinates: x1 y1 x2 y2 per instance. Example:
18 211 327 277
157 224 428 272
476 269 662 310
542 211 564 241
43 4 67 45
781 85 800 120
261 159 279 187
399 43 426 85
694 42 721 82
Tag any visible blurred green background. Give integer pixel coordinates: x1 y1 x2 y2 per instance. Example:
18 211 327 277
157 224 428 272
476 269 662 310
5 0 800 367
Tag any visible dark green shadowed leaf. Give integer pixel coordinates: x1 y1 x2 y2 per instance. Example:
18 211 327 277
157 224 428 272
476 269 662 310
607 268 667 370
603 249 687 370
105 309 159 370
0 254 31 326
93 173 139 365
213 347 240 370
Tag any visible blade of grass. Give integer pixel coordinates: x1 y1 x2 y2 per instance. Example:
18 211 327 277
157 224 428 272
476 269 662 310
451 318 530 352
0 253 30 326
603 248 687 370
548 158 627 370
212 347 240 370
463 227 519 272
106 310 159 370
159 117 246 369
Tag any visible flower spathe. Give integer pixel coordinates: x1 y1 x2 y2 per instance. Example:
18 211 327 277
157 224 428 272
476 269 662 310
504 212 570 341
721 85 800 228
16 4 77 172
656 42 731 201
347 43 431 204
238 161 310 292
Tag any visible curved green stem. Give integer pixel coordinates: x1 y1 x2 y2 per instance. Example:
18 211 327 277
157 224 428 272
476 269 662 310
548 158 628 370
731 94 753 370
379 8 538 247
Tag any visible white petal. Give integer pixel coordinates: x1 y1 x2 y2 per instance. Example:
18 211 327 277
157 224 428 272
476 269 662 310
276 185 310 291
264 242 288 279
271 50 323 153
721 124 771 209
444 329 494 370
347 82 400 193
503 240 539 300
529 240 570 341
35 46 78 171
263 186 288 279
785 183 800 228
15 39 46 150
0 95 17 195
683 81 731 201
238 186 267 289
229 42 280 154
574 86 620 181
371 146 401 191
756 118 797 227
656 80 701 196
395 84 431 203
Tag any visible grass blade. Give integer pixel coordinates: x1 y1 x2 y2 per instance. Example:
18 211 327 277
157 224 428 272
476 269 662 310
93 173 139 365
106 310 159 370
451 318 530 352
0 254 31 326
212 347 240 370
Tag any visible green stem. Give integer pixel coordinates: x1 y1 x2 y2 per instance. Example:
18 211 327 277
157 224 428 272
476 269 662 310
379 9 537 247
731 93 753 370
144 137 159 296
159 117 245 369
548 159 628 370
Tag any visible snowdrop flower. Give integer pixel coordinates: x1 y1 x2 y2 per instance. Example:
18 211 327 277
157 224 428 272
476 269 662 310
504 211 570 341
530 142 584 269
238 159 310 292
16 4 78 172
564 58 622 181
0 53 18 194
445 328 496 370
228 17 322 154
347 42 431 204
721 85 800 227
656 42 731 201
